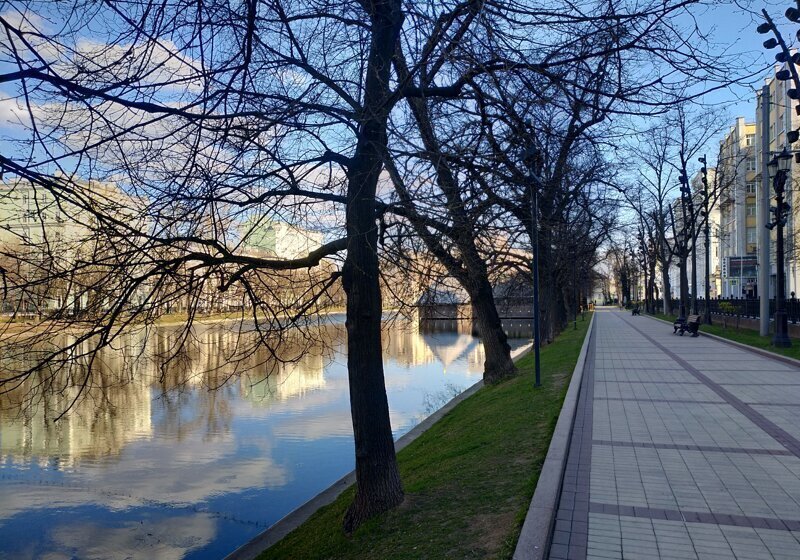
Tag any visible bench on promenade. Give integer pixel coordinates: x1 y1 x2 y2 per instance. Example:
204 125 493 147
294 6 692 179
673 314 701 337
631 306 640 316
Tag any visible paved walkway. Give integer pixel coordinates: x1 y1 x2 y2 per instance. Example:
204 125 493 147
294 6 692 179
550 308 800 560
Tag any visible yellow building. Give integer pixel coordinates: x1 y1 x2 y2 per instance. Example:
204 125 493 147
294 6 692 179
717 117 758 297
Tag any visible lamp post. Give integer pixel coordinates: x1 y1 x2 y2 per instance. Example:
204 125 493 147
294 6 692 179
678 172 694 322
767 147 793 347
523 143 542 387
699 156 712 324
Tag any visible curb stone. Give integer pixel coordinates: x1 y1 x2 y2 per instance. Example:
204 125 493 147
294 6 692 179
644 313 800 368
513 313 596 560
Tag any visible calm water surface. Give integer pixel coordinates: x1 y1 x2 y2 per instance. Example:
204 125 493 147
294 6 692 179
0 315 525 559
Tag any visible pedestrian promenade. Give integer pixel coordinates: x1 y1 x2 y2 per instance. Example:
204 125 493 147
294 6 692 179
550 308 800 560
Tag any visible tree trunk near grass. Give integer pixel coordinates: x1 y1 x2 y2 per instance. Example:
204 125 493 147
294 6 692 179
385 40 516 385
341 0 404 534
470 280 515 384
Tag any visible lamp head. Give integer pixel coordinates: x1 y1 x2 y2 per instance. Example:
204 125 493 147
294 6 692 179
768 155 779 177
778 146 792 172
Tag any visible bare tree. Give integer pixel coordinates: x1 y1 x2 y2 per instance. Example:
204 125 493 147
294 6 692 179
0 0 758 534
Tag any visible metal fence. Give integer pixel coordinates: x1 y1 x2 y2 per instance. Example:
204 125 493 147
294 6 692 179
651 298 800 324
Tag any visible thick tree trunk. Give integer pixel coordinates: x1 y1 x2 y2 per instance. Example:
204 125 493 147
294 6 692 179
341 0 404 534
391 48 515 385
468 279 515 384
661 253 672 315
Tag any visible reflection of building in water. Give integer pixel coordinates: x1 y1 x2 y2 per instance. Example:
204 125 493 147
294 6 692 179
382 326 437 367
242 351 326 404
466 344 486 375
424 335 479 373
381 324 485 374
0 373 152 469
0 318 492 470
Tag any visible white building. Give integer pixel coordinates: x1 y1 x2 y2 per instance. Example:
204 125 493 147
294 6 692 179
717 117 758 297
241 218 323 260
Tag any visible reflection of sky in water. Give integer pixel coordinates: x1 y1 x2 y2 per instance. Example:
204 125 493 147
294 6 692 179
0 319 526 559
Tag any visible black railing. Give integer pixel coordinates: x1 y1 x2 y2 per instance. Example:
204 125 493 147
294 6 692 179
650 297 800 324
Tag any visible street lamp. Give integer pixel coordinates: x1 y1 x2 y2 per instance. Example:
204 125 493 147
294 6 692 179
767 147 793 347
699 156 712 325
522 142 542 387
678 172 695 322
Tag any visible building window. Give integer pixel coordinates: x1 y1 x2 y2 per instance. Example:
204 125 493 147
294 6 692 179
747 227 757 244
746 202 756 217
746 182 757 194
746 133 755 146
746 157 757 171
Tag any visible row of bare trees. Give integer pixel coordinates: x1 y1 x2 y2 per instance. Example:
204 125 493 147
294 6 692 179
614 105 747 316
0 0 747 533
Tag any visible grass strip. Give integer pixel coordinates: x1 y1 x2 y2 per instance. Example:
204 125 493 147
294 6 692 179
259 315 592 560
652 312 800 361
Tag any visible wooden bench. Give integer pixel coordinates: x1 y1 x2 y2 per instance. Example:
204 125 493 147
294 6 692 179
673 314 701 337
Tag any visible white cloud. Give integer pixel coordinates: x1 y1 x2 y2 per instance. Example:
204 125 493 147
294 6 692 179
47 514 217 560
0 95 31 129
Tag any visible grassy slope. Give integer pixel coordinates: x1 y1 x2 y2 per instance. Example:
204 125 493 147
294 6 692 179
652 312 800 361
260 316 591 560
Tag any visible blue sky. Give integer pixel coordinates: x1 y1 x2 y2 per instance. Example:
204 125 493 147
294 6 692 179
0 1 797 178
691 0 797 121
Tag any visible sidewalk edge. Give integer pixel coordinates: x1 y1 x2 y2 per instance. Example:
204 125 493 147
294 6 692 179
512 312 596 560
643 314 800 369
224 340 536 560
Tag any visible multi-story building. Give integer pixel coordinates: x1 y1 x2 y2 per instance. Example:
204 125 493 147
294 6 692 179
756 66 800 299
716 117 758 297
688 169 722 299
242 218 324 260
0 177 145 314
666 173 722 302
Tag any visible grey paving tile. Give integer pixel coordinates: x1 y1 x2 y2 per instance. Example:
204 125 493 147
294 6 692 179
546 310 800 560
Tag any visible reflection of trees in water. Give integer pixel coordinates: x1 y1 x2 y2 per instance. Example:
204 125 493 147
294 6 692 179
0 367 152 467
0 319 486 465
0 320 344 465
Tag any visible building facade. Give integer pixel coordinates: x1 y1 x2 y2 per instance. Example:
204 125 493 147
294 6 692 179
716 117 758 297
688 169 722 299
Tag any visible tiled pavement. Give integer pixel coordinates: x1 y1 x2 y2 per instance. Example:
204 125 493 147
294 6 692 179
549 309 800 560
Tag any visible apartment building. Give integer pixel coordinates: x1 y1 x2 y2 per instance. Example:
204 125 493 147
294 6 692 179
688 168 722 298
716 117 759 297
0 177 134 313
756 66 800 298
242 217 324 260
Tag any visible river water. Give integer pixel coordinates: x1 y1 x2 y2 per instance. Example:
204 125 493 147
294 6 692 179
0 314 525 559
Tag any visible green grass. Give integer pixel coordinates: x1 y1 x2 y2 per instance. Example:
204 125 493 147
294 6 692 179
259 316 593 560
652 312 800 361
